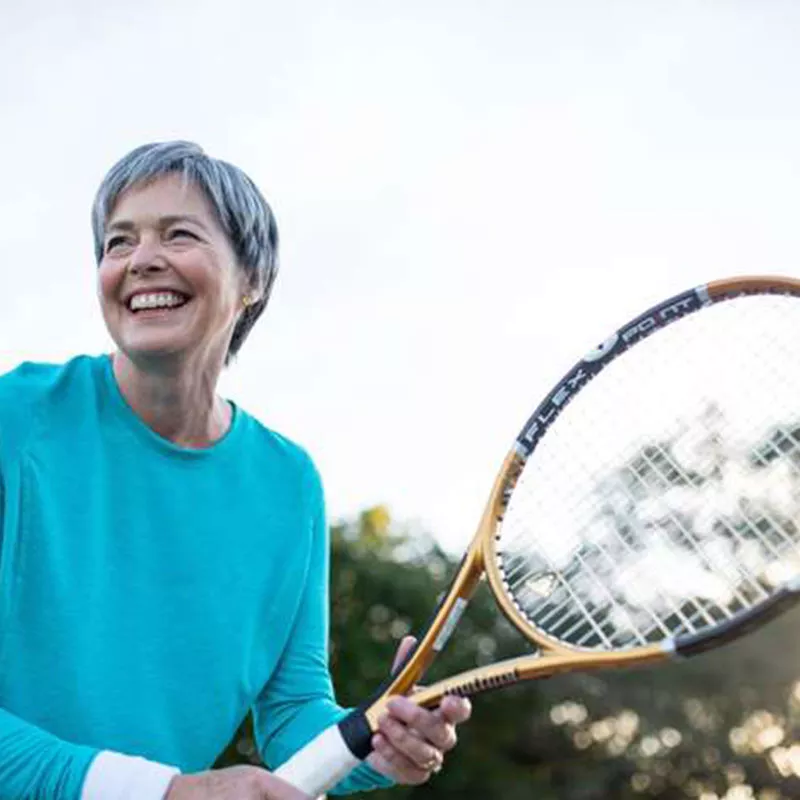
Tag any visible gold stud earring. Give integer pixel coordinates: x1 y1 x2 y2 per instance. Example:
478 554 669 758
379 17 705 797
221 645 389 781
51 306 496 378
242 295 252 309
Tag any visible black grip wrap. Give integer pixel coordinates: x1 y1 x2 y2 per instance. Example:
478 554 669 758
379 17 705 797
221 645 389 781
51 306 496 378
338 710 374 759
674 581 800 658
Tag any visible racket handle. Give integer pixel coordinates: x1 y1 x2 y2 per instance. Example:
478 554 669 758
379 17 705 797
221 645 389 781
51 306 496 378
673 577 800 658
274 711 371 796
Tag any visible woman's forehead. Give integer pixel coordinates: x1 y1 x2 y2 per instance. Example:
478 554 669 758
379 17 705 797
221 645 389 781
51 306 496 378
107 173 216 225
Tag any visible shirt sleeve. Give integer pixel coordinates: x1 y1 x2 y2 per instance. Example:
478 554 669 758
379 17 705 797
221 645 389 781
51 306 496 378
251 461 392 795
0 389 97 798
80 750 180 800
0 707 99 799
0 469 101 797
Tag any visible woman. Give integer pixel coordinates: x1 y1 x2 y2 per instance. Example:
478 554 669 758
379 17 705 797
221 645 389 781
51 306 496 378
0 142 470 799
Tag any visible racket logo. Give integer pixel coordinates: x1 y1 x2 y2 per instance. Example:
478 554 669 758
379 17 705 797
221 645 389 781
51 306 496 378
521 572 558 600
583 333 619 363
516 369 591 456
620 294 701 347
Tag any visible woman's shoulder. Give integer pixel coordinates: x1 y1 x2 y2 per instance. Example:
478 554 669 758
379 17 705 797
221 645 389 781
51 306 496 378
0 354 99 408
0 354 102 452
235 410 323 491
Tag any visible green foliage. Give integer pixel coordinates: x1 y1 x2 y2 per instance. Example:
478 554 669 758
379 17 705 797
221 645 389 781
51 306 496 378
327 510 549 799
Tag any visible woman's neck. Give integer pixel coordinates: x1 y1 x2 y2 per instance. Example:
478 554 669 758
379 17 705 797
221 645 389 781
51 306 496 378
111 351 231 448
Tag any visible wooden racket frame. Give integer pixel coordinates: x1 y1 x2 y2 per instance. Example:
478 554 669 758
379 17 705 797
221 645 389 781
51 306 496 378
364 275 800 728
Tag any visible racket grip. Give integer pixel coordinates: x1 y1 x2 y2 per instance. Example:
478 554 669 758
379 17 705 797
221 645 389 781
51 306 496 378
274 711 372 796
673 578 800 658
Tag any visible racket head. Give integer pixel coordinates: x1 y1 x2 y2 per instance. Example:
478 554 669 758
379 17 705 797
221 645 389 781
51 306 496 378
274 275 800 800
480 275 800 657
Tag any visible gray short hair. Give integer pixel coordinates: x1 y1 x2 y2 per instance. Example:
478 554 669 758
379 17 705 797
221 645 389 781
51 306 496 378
91 140 279 363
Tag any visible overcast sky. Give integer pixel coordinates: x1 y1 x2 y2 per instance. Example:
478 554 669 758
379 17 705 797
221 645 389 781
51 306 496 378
2 1 799 550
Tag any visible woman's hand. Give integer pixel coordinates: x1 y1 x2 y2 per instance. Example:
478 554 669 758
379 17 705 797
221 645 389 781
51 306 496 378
166 636 471 796
164 765 311 799
366 636 472 785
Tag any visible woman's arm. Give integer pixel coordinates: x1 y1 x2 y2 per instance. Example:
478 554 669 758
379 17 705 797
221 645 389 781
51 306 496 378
0 403 175 799
251 463 392 795
250 458 470 795
0 706 99 799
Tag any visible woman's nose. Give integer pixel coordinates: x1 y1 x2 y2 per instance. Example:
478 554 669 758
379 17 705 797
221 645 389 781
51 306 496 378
128 236 167 274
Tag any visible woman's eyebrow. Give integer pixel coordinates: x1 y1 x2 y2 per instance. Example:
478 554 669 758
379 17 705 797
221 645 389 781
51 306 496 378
159 214 209 230
105 219 136 233
106 214 209 233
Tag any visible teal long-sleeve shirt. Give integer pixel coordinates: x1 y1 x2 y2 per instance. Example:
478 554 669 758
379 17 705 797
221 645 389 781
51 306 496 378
0 354 388 798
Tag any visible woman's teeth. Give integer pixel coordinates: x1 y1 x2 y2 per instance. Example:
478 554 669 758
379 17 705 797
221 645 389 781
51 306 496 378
129 292 188 311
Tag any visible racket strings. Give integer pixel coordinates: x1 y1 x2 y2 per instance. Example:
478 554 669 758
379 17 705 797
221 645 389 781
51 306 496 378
605 445 774 640
500 439 748 643
503 446 799 651
502 506 677 645
495 293 800 650
505 467 706 646
523 544 659 647
629 443 772 607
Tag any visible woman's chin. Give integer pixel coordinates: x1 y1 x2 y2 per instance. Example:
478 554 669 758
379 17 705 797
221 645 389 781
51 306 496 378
117 334 190 361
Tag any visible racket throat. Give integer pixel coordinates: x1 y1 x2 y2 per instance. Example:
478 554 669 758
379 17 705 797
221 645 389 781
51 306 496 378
409 647 670 709
412 665 522 707
381 548 486 698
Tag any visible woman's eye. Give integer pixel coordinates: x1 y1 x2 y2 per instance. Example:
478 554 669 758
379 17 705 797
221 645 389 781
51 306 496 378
105 236 130 253
167 228 198 241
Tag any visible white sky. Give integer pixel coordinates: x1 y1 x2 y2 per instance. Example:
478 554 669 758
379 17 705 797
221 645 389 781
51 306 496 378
2 0 800 551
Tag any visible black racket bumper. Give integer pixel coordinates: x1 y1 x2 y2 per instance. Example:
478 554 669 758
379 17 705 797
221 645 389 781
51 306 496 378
673 578 800 658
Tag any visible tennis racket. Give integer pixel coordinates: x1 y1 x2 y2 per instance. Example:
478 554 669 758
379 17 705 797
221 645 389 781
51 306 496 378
277 275 800 795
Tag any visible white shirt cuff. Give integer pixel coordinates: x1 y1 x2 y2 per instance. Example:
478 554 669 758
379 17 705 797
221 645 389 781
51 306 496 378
81 750 181 800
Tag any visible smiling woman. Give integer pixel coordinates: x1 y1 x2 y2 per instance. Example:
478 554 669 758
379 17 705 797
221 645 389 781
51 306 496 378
96 174 260 445
92 142 279 369
101 178 245 360
0 141 471 800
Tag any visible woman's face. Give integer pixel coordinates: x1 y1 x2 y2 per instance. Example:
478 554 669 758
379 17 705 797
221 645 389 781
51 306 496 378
98 174 246 367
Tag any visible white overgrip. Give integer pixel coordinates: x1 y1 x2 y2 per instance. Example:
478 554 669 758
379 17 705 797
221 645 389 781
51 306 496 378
275 723 362 797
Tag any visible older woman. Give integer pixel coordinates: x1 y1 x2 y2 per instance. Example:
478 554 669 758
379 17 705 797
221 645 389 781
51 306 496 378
0 142 470 799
